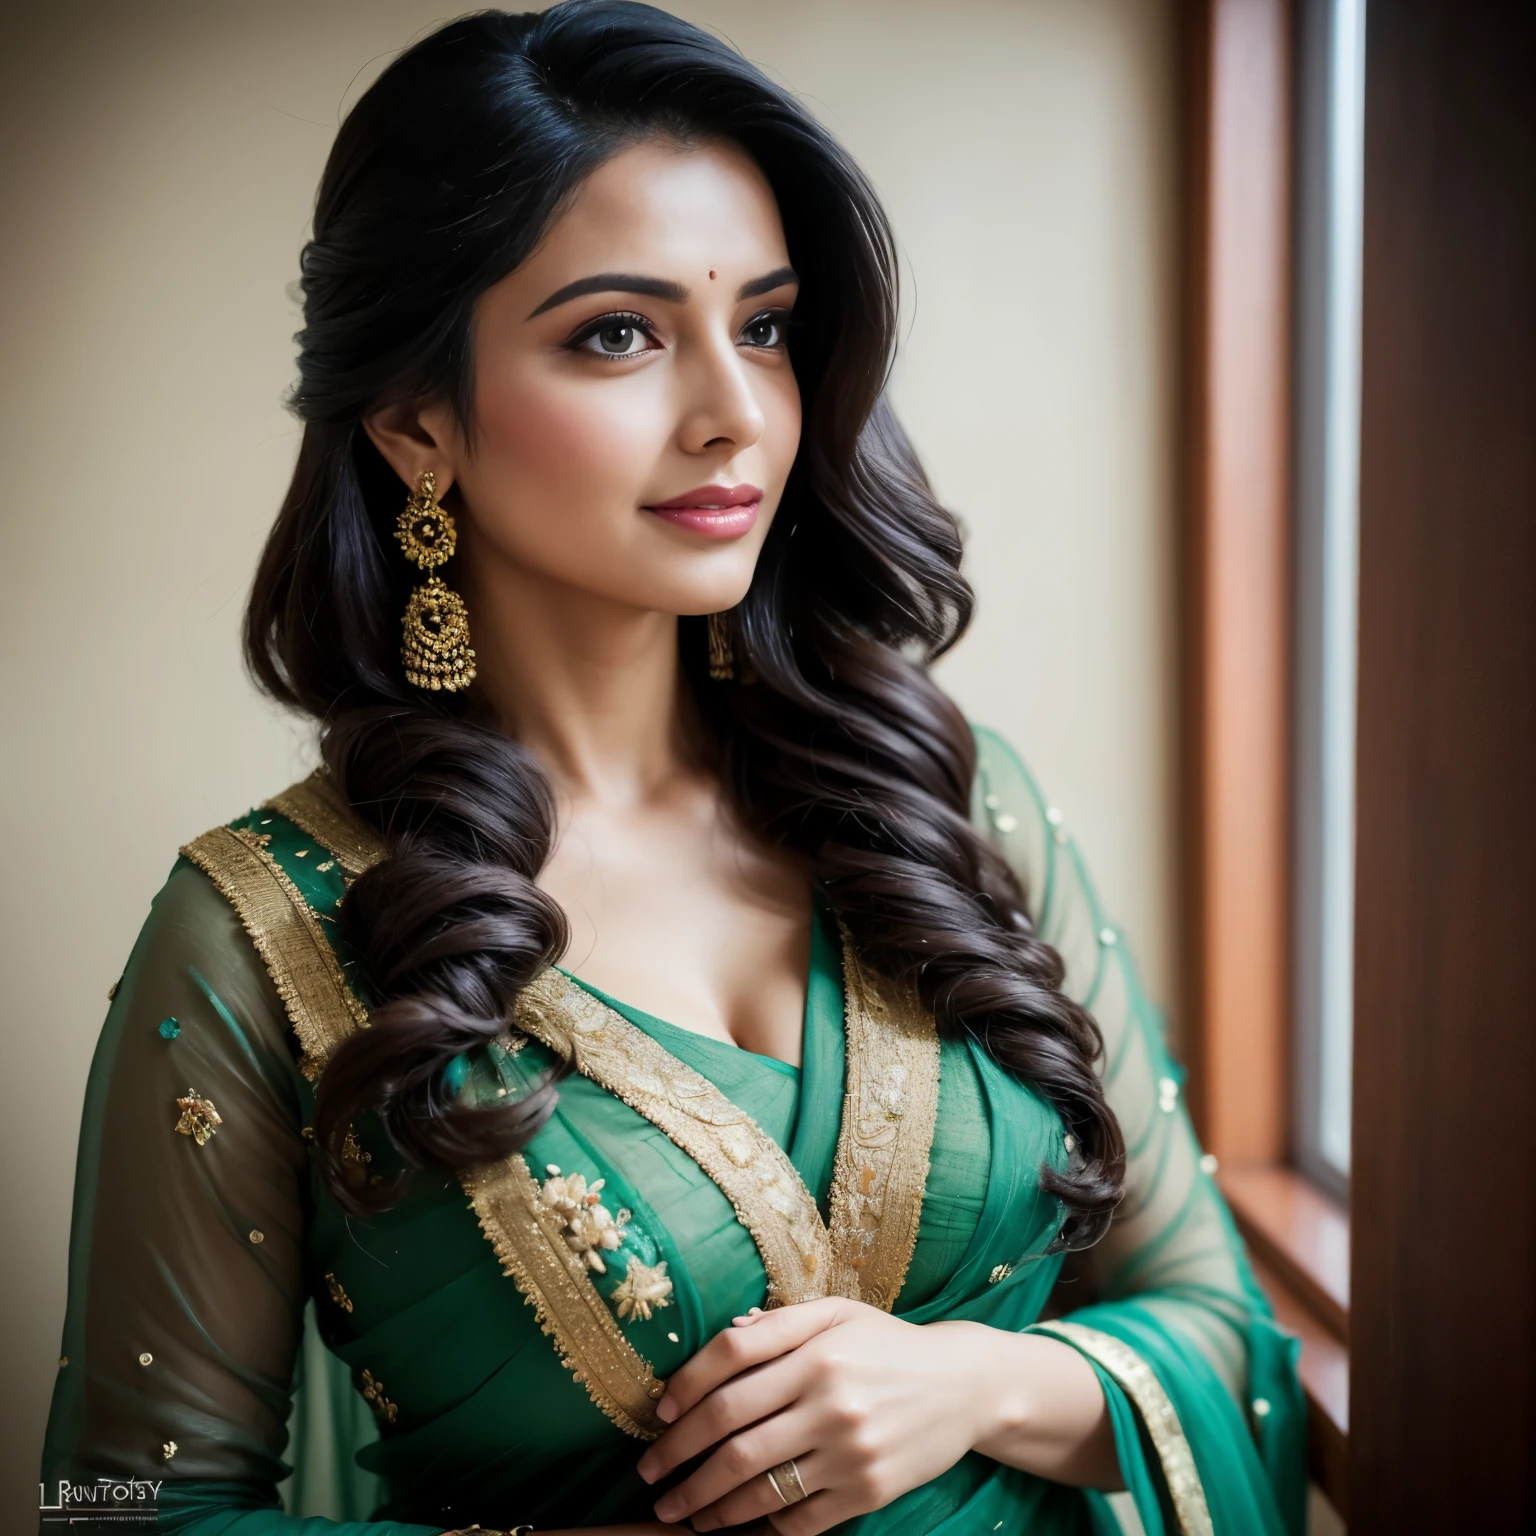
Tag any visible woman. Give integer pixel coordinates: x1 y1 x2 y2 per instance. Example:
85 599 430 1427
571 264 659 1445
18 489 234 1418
40 5 1304 1533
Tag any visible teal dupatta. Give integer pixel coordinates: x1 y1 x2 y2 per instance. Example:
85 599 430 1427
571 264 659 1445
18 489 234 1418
40 729 1304 1535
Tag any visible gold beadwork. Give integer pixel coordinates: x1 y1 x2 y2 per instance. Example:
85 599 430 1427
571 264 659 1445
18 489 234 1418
611 1255 674 1323
249 1229 264 1244
395 469 458 568
326 1272 355 1313
138 1352 153 1367
174 1090 222 1146
706 611 734 680
397 470 476 692
988 1263 1015 1285
537 1166 630 1274
162 1441 177 1460
360 1368 398 1423
402 577 477 691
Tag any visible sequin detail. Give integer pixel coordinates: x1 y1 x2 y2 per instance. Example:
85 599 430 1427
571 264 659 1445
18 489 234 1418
158 1017 180 1040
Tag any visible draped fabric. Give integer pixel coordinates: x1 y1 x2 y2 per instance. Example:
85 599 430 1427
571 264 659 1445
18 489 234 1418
39 728 1304 1534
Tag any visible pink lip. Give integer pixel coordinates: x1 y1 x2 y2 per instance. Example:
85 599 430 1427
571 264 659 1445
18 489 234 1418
643 483 763 538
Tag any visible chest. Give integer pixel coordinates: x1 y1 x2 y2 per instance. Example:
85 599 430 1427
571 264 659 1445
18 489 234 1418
536 791 814 1062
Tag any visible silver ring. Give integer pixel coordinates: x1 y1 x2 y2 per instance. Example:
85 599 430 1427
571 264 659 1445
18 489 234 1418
766 1457 808 1506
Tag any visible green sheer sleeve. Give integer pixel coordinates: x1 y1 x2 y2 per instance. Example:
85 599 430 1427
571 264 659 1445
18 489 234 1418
971 727 1306 1536
39 861 442 1536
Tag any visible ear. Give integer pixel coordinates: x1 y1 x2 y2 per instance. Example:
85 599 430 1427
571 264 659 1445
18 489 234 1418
361 400 459 498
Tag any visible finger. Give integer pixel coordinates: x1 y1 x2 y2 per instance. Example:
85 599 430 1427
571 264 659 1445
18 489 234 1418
651 1406 818 1524
657 1299 853 1425
639 1355 807 1483
688 1451 830 1533
767 1489 848 1536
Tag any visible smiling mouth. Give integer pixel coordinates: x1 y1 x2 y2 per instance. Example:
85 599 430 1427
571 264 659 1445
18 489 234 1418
643 483 763 538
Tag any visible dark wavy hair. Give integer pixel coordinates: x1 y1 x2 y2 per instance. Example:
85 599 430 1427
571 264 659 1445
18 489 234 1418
246 1 1124 1248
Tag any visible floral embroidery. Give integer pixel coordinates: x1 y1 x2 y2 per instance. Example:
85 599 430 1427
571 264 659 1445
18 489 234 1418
360 1368 398 1423
611 1255 674 1323
174 1090 221 1146
538 1165 630 1274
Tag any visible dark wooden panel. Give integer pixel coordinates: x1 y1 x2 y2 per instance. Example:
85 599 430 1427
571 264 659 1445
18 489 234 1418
1350 2 1536 1527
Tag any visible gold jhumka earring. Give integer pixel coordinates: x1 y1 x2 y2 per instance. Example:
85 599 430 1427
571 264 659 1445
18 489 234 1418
706 611 735 681
396 470 477 692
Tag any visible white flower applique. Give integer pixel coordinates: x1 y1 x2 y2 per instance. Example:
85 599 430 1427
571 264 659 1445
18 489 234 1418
611 1255 675 1323
539 1164 631 1273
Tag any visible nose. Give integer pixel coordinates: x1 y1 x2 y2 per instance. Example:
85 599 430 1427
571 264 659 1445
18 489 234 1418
674 330 766 458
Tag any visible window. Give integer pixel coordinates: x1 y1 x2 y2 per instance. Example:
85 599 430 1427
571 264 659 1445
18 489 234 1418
1292 0 1366 1198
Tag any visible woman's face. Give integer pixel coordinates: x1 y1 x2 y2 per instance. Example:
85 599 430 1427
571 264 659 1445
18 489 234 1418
424 136 802 619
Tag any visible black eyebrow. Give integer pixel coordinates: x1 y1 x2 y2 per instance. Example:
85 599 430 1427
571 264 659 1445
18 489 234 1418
737 265 798 301
526 273 689 319
527 266 800 320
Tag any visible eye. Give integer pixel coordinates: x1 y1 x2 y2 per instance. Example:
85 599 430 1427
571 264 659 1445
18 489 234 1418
739 310 788 349
569 312 659 359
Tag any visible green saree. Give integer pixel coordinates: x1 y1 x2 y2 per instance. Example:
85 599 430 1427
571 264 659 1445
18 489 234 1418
40 728 1304 1534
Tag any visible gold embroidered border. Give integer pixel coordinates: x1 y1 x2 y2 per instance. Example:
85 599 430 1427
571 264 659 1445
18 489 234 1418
829 941 941 1312
463 1153 664 1440
187 815 665 1440
1033 1321 1215 1536
180 825 369 1079
264 773 385 878
515 969 848 1308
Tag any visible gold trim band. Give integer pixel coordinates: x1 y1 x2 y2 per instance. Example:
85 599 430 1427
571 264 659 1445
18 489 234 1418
180 825 369 1079
829 938 940 1311
1033 1321 1214 1536
463 1152 664 1439
264 772 385 878
515 969 850 1308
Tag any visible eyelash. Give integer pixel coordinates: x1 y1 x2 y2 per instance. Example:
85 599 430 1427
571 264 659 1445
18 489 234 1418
564 308 794 360
567 310 658 360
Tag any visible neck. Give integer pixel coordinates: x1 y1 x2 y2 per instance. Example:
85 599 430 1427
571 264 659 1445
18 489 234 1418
459 545 697 806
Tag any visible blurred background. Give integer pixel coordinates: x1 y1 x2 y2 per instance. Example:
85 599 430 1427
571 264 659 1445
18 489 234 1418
2 9 1178 1522
8 1 1531 1531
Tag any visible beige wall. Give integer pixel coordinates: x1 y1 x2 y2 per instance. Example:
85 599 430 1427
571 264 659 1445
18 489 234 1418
0 1 1176 1520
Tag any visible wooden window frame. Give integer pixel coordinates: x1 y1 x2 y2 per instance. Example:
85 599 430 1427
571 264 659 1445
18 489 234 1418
1179 0 1349 1513
1184 3 1536 1524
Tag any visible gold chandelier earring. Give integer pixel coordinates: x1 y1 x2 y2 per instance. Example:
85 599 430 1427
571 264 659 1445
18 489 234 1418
395 470 477 692
706 611 735 681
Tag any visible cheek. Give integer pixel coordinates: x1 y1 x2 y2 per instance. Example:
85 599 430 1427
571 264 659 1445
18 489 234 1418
472 366 663 516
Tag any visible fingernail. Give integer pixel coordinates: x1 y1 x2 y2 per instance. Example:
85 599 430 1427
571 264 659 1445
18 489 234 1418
654 1495 682 1521
636 1460 656 1484
656 1396 678 1423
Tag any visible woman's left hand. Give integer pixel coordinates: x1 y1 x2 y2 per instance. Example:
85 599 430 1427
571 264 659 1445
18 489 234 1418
635 1297 1014 1534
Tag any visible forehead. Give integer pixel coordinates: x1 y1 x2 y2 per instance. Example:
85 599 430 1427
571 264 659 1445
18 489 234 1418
522 137 790 285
